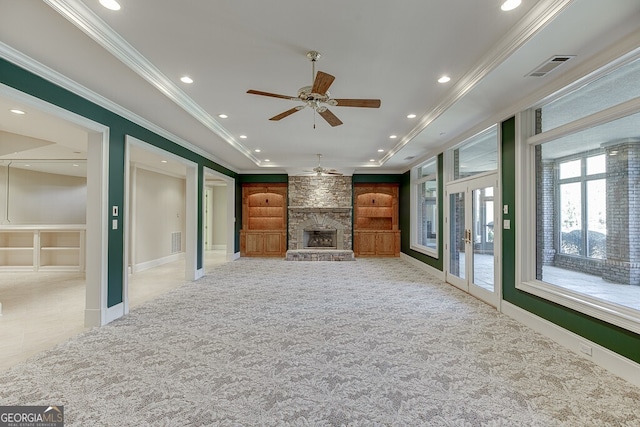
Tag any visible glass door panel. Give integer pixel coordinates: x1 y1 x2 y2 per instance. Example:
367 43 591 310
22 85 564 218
471 186 495 293
447 188 467 291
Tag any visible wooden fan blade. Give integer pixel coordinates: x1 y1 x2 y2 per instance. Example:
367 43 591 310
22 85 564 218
318 109 343 127
247 89 296 100
312 71 335 94
334 98 381 108
269 107 301 121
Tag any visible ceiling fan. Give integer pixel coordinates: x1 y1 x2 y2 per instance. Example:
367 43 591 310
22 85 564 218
247 51 381 127
304 154 343 176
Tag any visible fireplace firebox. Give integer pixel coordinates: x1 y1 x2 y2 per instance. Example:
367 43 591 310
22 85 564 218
304 229 337 249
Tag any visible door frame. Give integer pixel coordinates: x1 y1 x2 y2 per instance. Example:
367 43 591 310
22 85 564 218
445 171 501 308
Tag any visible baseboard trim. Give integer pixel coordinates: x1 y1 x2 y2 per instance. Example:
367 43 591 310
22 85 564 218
84 308 102 327
502 300 640 388
400 253 445 281
132 252 184 273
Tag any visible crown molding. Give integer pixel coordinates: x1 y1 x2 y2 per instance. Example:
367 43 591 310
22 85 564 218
0 42 238 173
381 0 574 165
42 0 260 167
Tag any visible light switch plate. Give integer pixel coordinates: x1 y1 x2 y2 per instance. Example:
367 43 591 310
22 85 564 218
503 219 511 229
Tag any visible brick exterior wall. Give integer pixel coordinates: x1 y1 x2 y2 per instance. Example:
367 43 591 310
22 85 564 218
536 150 557 280
602 140 640 285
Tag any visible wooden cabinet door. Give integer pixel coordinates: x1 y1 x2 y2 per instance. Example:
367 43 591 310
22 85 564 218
263 232 284 256
356 232 377 256
244 233 264 256
376 233 397 256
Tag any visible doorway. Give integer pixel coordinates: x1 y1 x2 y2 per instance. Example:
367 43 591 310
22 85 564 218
203 167 236 267
445 173 500 307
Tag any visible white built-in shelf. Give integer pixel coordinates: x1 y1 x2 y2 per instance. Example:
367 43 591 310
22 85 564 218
0 225 85 272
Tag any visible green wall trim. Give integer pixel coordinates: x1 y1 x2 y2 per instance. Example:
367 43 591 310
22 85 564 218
2 58 237 307
500 116 640 363
239 174 289 183
352 174 402 184
399 155 444 271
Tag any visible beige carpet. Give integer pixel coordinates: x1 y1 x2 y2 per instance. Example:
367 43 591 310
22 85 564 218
1 258 638 426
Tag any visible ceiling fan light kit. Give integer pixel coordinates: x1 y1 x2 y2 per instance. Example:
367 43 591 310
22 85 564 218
247 51 381 127
303 154 343 176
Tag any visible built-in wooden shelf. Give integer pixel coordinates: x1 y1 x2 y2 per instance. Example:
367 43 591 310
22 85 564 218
240 184 287 257
353 184 400 257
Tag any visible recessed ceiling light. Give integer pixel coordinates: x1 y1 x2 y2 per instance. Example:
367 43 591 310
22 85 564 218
369 159 376 162
9 109 25 115
264 159 270 162
389 135 397 139
161 160 168 163
377 149 384 153
218 114 228 119
239 135 247 139
407 114 416 119
438 76 451 83
501 0 521 11
254 149 261 153
180 76 193 84
99 0 121 11
24 164 31 167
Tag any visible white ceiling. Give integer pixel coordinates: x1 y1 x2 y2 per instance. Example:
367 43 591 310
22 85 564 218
0 0 639 176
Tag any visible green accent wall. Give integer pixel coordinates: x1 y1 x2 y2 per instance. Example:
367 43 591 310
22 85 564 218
239 174 288 183
352 174 402 184
1 58 237 307
501 117 640 364
399 155 444 271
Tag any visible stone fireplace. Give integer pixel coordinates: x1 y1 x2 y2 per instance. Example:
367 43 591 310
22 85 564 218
286 176 354 261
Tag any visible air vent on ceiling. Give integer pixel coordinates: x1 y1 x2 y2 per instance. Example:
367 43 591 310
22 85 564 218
527 55 575 77
404 156 415 161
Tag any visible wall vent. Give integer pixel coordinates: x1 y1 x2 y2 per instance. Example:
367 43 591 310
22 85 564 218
527 55 575 77
171 231 182 253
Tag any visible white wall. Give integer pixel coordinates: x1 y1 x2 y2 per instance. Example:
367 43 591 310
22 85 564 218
210 185 227 248
132 167 186 264
0 166 86 224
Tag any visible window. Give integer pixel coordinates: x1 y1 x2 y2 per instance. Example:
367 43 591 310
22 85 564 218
555 153 606 259
411 158 438 256
519 52 640 334
454 125 498 180
540 57 640 132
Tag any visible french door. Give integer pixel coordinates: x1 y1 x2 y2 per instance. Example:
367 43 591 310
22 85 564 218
445 173 499 307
